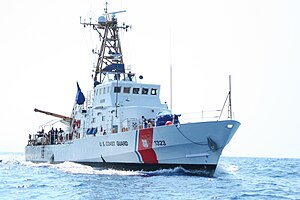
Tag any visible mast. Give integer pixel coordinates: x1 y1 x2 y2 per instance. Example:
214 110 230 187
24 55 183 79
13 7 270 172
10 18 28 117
218 75 233 120
228 75 233 119
80 5 130 85
169 29 173 110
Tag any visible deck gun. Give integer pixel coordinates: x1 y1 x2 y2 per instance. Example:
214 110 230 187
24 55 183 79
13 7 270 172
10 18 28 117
34 108 72 124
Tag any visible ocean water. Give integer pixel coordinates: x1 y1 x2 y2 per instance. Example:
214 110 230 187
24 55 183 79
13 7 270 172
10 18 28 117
0 152 299 200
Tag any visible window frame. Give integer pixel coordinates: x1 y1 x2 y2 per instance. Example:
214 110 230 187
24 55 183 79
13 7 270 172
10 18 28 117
123 87 131 94
114 86 121 93
133 88 140 94
151 88 158 95
142 88 149 95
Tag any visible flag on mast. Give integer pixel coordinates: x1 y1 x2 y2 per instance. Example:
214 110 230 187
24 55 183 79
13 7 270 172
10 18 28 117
76 82 85 105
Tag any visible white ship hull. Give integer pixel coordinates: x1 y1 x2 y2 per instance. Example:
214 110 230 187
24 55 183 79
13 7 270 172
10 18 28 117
26 120 240 176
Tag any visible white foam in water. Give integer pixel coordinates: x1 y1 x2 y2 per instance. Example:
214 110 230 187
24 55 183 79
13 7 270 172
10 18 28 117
139 167 181 177
148 167 182 174
51 161 98 174
26 162 53 168
96 168 141 176
0 153 24 165
52 161 141 176
0 153 226 177
0 152 52 169
140 167 211 177
51 163 193 176
215 162 239 176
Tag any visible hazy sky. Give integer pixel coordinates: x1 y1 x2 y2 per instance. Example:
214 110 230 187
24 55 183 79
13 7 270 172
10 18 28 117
1 0 299 158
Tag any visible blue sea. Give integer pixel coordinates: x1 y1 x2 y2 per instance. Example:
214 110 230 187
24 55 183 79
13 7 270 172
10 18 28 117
0 152 299 200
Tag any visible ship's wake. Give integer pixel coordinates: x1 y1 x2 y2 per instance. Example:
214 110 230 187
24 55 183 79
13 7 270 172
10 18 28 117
53 162 141 176
53 163 213 177
1 153 238 177
46 162 216 177
139 167 212 177
0 153 25 166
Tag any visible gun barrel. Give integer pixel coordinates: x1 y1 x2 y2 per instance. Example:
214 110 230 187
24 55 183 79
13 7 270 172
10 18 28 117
34 108 72 122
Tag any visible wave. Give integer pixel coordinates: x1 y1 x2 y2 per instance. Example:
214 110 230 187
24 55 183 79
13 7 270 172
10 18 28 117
215 162 239 176
0 152 24 165
52 161 141 176
27 162 213 177
50 162 209 177
1 152 233 177
139 167 213 177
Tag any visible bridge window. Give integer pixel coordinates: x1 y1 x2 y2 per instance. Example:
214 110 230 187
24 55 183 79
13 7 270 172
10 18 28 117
123 87 131 93
142 88 149 95
133 88 140 94
103 87 106 94
151 89 158 95
107 87 110 93
114 86 121 93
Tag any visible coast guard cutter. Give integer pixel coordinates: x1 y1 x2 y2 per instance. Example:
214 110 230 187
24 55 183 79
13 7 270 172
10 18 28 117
25 6 240 176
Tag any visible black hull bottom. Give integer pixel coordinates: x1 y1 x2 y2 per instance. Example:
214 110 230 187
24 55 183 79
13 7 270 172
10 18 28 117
76 162 217 177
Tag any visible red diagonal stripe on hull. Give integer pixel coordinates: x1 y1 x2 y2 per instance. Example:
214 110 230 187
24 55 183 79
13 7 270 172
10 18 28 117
138 128 158 164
